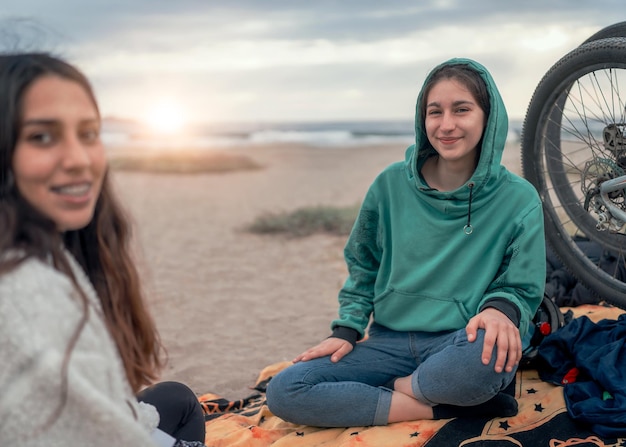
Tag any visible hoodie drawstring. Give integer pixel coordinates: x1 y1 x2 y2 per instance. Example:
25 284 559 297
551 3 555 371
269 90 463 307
464 182 475 235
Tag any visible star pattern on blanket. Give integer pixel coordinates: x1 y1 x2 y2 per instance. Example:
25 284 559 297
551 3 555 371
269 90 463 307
198 306 626 447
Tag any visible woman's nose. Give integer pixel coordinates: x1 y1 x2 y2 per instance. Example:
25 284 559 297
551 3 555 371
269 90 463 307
62 135 90 169
440 112 456 131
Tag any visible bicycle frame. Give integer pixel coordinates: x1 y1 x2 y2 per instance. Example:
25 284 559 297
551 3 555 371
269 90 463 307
594 174 626 230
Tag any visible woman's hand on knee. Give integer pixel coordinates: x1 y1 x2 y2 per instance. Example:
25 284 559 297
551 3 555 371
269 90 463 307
293 337 353 363
466 308 522 373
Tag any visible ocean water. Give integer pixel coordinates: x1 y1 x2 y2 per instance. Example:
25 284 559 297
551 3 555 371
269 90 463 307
101 118 523 150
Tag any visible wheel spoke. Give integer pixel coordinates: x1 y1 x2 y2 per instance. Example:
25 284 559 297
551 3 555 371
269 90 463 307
522 38 626 307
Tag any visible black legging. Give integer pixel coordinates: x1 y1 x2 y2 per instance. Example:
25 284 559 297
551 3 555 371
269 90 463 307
137 381 206 442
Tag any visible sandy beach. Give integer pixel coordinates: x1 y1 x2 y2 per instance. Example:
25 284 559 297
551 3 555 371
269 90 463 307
109 141 523 399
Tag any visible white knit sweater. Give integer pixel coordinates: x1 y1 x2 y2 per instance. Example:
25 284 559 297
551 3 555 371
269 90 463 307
0 252 159 446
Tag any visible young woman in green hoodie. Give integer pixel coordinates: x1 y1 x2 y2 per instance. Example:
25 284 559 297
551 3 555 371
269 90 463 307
266 58 546 427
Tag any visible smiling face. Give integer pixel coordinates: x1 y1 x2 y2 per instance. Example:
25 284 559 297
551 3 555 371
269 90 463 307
12 75 106 232
424 78 486 169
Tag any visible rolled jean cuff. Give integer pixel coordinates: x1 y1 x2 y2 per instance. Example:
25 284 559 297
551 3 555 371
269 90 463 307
372 387 393 426
411 370 437 407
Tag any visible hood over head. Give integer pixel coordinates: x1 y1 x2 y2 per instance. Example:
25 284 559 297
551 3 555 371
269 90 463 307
406 58 509 202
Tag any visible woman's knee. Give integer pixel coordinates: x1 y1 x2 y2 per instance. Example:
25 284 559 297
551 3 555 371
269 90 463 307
139 381 198 409
266 364 313 419
138 381 205 441
266 367 295 407
412 331 518 405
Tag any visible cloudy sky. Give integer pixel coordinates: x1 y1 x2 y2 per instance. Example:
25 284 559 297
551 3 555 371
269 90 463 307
1 1 624 128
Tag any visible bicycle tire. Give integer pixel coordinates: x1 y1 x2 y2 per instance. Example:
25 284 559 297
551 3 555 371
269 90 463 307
521 37 626 309
582 21 626 44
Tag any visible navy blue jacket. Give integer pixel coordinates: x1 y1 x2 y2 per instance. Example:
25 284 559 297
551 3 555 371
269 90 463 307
537 313 626 437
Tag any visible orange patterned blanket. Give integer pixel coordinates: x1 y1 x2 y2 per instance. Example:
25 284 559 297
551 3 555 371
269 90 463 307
199 305 626 447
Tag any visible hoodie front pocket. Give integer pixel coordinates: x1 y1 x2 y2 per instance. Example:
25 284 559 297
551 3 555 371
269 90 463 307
373 287 471 331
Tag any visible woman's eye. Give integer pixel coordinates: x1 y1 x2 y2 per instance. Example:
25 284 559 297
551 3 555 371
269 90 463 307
27 132 53 145
80 129 100 143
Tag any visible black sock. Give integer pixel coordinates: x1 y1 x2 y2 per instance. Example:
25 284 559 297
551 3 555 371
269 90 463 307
502 375 516 396
432 392 518 420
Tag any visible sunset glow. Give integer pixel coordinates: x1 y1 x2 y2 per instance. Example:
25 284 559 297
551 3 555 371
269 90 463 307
145 100 187 135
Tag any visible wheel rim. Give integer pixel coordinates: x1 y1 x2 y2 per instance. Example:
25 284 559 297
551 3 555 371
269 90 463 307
534 56 626 290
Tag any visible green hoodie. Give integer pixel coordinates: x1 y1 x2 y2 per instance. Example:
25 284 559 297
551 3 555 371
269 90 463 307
331 58 545 340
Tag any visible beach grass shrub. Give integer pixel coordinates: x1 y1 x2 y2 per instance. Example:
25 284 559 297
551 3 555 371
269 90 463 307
247 204 360 237
108 150 262 174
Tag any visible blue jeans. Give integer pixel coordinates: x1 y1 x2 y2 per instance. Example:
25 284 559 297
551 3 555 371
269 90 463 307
266 323 517 427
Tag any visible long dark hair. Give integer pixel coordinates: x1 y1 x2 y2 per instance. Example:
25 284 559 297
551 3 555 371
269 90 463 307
0 53 164 396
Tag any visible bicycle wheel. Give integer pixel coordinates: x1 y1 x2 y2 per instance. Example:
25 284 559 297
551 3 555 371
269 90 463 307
521 37 626 308
581 21 626 44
